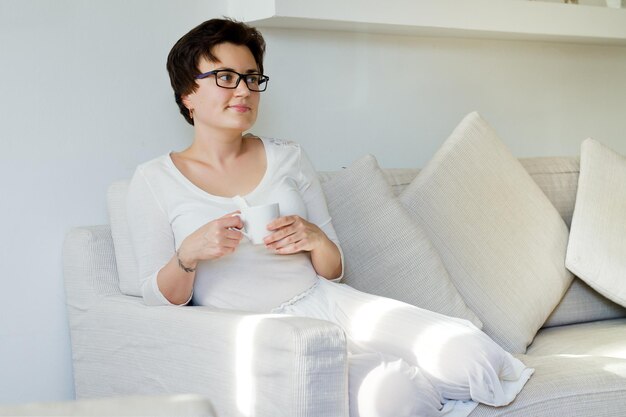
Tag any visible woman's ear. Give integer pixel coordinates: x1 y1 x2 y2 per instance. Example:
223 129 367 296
181 94 193 110
181 94 195 120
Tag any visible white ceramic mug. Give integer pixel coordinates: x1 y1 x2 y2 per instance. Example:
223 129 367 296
234 202 280 245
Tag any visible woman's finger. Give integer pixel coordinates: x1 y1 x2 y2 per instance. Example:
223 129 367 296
270 231 299 249
264 225 296 245
220 213 244 229
275 241 301 254
267 215 297 231
224 228 244 241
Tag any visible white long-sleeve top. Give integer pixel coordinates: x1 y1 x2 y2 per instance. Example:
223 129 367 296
126 137 343 311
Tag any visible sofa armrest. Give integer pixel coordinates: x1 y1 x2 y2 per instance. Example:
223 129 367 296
71 296 347 417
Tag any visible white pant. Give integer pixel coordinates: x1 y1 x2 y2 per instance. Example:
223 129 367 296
273 278 532 417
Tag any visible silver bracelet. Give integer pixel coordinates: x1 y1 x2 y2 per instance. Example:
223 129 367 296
176 250 196 273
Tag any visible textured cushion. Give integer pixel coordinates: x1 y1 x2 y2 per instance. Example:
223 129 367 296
321 154 481 326
400 112 573 353
566 139 626 307
319 168 420 197
107 180 141 296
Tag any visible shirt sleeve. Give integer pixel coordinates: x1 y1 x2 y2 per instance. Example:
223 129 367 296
297 146 345 282
126 167 191 306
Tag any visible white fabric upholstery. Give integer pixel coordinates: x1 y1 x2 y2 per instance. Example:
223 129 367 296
528 318 626 358
543 278 626 328
0 395 216 417
319 168 421 198
469 354 626 417
108 180 140 296
321 154 481 325
518 157 580 228
491 319 626 415
399 112 573 353
63 226 348 417
566 138 626 307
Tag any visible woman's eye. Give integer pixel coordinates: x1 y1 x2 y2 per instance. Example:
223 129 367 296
219 73 234 82
246 75 259 84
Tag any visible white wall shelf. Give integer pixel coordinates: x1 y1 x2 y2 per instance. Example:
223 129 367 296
228 0 626 45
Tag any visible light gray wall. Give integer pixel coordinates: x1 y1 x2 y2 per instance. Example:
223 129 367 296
1 0 626 405
0 0 226 404
256 28 626 169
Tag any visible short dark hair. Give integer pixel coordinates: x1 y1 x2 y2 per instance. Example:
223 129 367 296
166 18 266 125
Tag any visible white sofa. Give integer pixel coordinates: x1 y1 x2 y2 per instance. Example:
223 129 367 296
63 151 626 417
63 113 626 417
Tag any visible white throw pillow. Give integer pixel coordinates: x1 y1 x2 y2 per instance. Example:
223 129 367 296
321 154 481 326
566 139 626 307
400 112 573 353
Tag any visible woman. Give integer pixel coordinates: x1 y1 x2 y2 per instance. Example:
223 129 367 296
127 18 532 417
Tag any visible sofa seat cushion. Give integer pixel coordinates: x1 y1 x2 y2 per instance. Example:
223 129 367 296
468 353 626 417
528 318 626 358
399 112 573 353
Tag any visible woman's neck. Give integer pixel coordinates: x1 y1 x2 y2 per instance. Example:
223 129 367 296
185 128 248 168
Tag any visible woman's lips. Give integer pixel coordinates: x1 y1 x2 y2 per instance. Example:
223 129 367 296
229 105 251 113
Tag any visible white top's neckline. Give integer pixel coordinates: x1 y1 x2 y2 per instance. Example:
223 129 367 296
165 136 273 203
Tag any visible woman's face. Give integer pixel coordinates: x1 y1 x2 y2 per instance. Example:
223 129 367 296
184 43 261 134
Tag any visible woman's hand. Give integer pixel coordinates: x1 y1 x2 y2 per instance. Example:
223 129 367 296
264 215 342 280
263 215 325 254
176 211 244 269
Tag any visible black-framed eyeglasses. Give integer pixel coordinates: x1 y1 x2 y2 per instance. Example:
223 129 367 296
195 70 270 92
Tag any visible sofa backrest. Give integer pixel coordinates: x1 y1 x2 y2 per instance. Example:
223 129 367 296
517 157 580 228
107 180 137 296
320 156 580 227
107 156 625 326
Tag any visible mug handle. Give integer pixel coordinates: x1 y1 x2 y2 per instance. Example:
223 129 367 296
230 213 251 241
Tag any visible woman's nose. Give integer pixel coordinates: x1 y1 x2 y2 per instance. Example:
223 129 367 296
234 79 251 96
